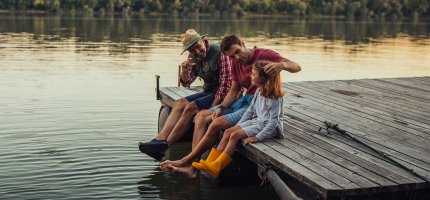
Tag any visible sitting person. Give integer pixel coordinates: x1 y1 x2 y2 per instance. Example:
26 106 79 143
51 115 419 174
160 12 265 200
192 60 285 177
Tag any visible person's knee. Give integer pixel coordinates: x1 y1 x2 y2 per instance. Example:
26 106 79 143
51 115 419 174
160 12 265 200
183 102 198 116
207 118 227 135
195 110 211 124
230 130 244 141
224 127 235 136
174 98 188 109
222 128 233 138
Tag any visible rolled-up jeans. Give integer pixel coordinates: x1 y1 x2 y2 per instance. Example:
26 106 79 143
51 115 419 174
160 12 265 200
210 94 254 126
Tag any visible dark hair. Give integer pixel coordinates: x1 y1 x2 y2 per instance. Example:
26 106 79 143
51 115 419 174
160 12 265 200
220 34 242 52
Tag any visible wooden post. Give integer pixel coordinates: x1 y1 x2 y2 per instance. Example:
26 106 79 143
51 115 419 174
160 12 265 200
155 75 160 100
178 65 181 87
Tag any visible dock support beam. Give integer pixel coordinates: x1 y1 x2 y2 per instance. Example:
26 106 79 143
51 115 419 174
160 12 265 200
266 170 302 200
258 164 302 200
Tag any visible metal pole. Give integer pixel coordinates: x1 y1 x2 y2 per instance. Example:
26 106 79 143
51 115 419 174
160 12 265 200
267 170 302 200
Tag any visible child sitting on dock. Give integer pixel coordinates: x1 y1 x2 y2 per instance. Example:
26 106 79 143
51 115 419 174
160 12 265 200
192 60 285 178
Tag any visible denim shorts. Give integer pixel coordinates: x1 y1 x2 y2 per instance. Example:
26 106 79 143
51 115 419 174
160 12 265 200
210 94 254 126
185 91 215 110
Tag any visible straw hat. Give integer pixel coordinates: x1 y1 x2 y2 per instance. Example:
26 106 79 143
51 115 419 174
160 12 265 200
180 29 206 55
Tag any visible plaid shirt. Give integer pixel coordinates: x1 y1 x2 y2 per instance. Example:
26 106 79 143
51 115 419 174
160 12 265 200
180 42 232 100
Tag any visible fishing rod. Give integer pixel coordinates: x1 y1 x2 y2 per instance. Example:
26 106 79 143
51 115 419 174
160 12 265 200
320 121 430 183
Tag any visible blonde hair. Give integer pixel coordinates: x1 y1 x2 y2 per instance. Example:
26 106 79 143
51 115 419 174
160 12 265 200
253 60 285 98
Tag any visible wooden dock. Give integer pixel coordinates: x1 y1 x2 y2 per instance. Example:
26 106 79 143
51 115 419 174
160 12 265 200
157 77 430 200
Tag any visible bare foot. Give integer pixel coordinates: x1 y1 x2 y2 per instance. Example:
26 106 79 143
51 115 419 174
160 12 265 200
159 163 172 172
166 164 198 179
160 159 187 168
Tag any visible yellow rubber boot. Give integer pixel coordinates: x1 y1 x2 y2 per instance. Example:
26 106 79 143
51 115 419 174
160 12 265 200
203 152 232 178
192 148 221 170
204 148 222 162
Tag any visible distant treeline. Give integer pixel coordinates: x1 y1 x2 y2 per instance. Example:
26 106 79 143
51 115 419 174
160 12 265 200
1 0 429 19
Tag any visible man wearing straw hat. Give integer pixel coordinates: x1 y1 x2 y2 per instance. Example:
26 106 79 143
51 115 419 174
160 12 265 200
139 29 232 160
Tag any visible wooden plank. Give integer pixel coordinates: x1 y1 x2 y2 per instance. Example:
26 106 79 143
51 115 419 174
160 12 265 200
159 87 178 107
237 141 345 198
285 83 430 133
285 87 430 140
283 116 425 184
307 80 430 118
283 112 430 188
285 104 430 164
410 77 430 87
285 91 430 148
284 84 430 143
177 86 198 96
282 133 412 184
266 140 364 194
271 138 380 189
384 77 430 91
380 78 430 92
362 78 430 99
284 109 430 177
286 82 430 123
351 79 430 103
168 86 190 98
283 117 430 192
339 79 430 113
283 128 417 186
162 87 182 100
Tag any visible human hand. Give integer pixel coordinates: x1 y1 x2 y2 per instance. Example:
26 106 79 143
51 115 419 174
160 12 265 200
264 62 284 77
211 108 222 120
243 137 258 145
180 60 196 72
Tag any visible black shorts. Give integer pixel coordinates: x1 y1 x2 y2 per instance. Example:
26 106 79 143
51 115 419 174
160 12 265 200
184 91 216 110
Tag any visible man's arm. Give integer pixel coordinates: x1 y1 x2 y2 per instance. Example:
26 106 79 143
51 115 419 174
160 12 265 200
210 98 221 108
264 58 301 76
212 81 241 119
211 53 232 107
179 59 197 87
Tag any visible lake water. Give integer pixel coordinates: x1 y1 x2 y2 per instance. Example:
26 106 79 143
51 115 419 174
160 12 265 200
0 14 429 199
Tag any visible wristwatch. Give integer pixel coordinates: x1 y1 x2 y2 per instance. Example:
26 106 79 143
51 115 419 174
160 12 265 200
218 105 225 112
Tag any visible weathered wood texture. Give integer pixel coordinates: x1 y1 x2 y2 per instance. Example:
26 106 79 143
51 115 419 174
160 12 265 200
158 77 430 200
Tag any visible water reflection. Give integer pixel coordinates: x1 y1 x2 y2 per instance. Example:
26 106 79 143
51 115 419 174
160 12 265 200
1 14 429 44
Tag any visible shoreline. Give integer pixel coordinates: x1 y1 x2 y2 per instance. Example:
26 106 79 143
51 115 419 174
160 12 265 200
1 9 428 21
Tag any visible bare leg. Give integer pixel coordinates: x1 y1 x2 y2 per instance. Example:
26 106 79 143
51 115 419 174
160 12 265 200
156 98 188 140
192 110 213 149
224 129 247 156
161 110 212 177
216 125 241 152
160 116 229 168
165 102 199 146
159 110 211 172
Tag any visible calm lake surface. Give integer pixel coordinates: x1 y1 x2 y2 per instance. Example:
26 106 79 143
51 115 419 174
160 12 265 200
0 14 429 199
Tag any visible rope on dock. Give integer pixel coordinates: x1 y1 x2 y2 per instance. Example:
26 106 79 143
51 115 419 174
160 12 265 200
320 121 430 184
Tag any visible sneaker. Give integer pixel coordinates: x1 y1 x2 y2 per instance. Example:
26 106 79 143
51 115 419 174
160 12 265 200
138 139 168 161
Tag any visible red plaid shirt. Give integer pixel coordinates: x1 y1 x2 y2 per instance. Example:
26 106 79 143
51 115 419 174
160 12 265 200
180 41 232 100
